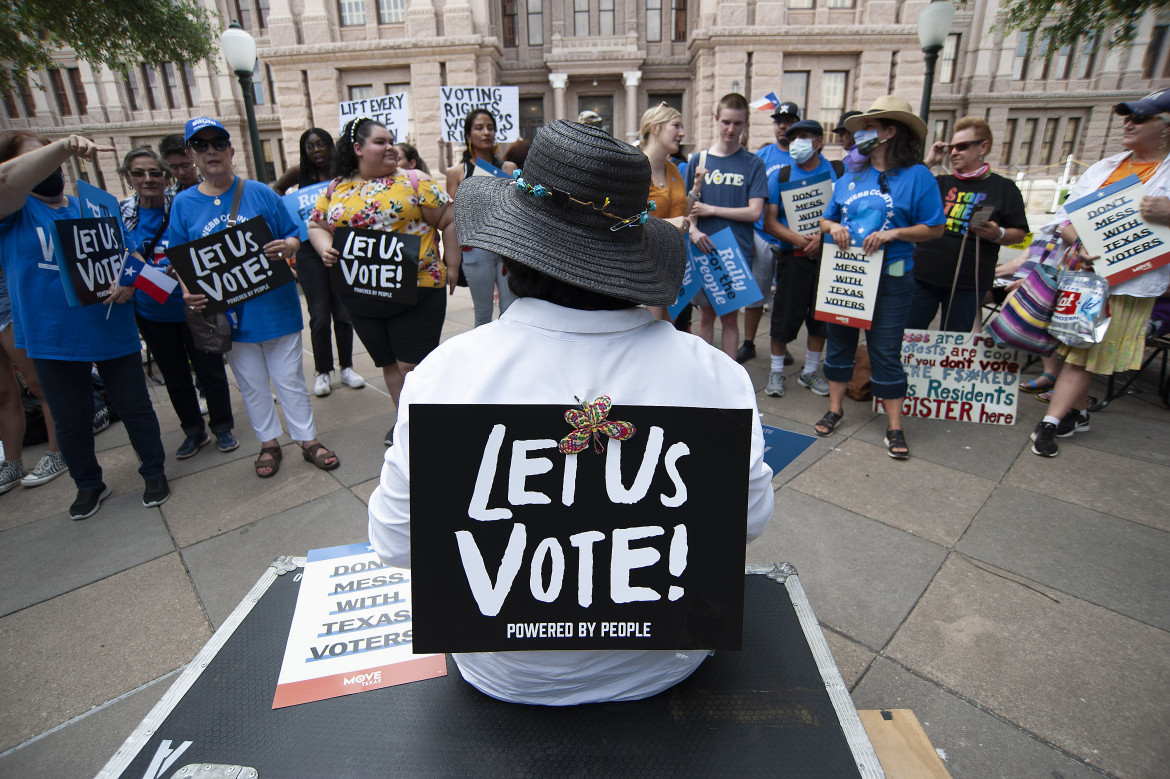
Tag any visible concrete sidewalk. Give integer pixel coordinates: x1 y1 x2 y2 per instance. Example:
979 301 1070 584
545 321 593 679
1 288 1167 778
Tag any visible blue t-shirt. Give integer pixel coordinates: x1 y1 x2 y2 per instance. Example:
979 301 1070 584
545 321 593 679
767 156 840 251
755 144 793 246
125 204 185 323
0 195 140 361
685 147 768 264
168 178 302 343
823 163 945 272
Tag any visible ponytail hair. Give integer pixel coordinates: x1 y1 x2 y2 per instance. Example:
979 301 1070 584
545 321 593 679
335 117 391 177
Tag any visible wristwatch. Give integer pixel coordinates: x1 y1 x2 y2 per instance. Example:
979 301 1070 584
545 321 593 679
997 226 1006 243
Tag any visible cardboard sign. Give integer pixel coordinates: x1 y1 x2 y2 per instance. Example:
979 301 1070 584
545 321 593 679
667 252 702 320
692 227 763 316
759 424 817 475
440 86 519 143
408 402 753 653
883 329 1022 425
778 172 832 238
165 217 294 314
281 181 330 242
813 244 883 329
329 227 420 316
337 92 410 141
77 179 120 219
52 216 125 306
272 542 447 709
1064 174 1170 286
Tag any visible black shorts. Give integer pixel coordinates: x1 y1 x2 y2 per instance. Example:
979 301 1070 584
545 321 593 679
769 248 827 344
349 287 447 367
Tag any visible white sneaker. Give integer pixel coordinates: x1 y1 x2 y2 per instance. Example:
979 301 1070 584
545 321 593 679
313 372 332 397
340 367 366 389
0 460 27 495
22 451 68 487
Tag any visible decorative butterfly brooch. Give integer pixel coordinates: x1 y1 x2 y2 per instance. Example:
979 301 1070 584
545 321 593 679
558 395 636 455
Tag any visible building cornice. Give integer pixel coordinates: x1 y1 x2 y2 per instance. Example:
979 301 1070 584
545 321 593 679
258 36 494 66
689 26 920 50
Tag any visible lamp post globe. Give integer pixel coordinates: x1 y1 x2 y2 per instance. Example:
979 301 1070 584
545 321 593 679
917 1 955 125
220 21 269 183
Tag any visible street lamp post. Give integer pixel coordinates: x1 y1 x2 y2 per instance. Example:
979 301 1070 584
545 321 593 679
220 21 268 184
917 1 955 125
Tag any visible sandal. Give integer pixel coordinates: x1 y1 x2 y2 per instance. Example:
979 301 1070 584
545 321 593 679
1021 372 1056 393
884 429 910 460
1036 390 1053 403
255 445 282 478
814 410 843 437
301 441 340 471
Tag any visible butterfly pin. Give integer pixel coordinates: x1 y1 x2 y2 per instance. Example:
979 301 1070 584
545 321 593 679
558 395 636 455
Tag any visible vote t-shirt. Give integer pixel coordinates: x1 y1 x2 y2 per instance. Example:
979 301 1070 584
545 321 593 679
0 195 140 360
168 179 302 343
685 147 768 264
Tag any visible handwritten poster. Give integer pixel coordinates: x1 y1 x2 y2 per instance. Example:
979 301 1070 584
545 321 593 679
337 92 410 142
272 543 446 709
883 329 1022 425
1065 174 1170 286
778 172 833 238
329 227 420 316
165 217 294 314
409 402 753 652
692 227 763 316
52 216 125 306
440 86 519 143
281 181 329 242
813 244 883 329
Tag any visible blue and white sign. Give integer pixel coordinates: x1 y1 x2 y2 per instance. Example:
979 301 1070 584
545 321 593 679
77 179 120 219
693 227 763 316
281 181 330 242
759 424 816 475
1064 174 1170 286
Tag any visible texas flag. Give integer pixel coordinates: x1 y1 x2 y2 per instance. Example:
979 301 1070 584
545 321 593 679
749 92 781 112
119 253 178 304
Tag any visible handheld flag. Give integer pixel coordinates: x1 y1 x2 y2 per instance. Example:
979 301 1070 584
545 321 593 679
120 253 178 304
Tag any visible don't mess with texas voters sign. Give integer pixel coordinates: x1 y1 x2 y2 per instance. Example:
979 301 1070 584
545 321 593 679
408 399 756 653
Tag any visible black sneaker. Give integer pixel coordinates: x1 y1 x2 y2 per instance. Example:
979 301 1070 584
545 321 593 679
1030 421 1059 457
143 476 170 508
1055 409 1090 438
735 340 756 363
70 484 111 520
784 353 794 366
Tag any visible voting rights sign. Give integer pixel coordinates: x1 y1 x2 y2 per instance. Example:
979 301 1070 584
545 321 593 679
166 217 295 314
408 401 752 653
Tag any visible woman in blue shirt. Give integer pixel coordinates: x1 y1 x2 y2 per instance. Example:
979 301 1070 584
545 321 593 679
818 97 945 459
0 131 169 518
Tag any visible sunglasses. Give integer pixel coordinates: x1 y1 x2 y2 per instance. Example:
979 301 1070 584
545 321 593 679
1122 114 1158 125
948 140 985 152
130 169 166 179
188 137 231 153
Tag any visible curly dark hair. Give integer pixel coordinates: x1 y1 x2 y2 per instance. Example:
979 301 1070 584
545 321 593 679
335 118 390 178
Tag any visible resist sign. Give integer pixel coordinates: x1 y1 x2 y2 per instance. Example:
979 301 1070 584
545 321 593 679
408 402 752 653
166 216 294 314
329 227 420 316
440 86 519 143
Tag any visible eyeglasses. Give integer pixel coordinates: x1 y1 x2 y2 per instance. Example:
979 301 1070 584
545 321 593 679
1122 114 1157 125
188 137 231 153
130 169 166 179
948 141 985 152
169 161 194 172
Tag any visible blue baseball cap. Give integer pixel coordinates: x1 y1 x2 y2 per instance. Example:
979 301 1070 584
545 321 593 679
184 117 231 144
1114 89 1170 119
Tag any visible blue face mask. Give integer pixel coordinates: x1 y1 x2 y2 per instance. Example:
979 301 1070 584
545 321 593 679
853 128 881 155
789 138 816 164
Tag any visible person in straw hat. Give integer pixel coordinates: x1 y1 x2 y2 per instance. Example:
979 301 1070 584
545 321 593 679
367 120 775 706
814 96 945 459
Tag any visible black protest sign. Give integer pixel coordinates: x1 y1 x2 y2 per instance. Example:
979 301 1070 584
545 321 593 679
52 217 124 306
165 216 294 314
329 227 420 316
408 402 752 653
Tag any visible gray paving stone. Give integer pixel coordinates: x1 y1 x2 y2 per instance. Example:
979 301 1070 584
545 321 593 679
759 409 834 487
181 488 370 628
757 387 879 438
351 477 379 505
885 555 1170 778
1050 405 1170 467
322 417 397 487
852 412 1030 482
746 489 947 648
787 438 996 546
960 484 1170 631
852 658 1105 779
0 491 175 617
822 627 875 690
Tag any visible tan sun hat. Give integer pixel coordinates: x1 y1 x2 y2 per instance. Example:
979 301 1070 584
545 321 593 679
844 96 928 142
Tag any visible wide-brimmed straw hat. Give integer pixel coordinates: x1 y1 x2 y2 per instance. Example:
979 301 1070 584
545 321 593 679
454 120 685 307
844 96 928 141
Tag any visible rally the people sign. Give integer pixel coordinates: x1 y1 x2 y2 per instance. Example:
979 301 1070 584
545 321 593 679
1064 174 1170 286
779 172 833 238
813 244 883 329
52 216 125 306
165 216 294 314
691 227 763 316
667 252 701 320
408 401 753 652
281 181 329 242
887 329 1022 425
440 86 519 143
329 227 420 316
272 542 446 709
338 92 410 141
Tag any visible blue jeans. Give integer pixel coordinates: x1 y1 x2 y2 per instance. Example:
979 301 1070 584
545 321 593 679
34 353 166 490
907 279 983 332
824 271 914 400
462 247 516 327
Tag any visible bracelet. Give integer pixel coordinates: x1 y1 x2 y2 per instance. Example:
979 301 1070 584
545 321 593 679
689 189 702 200
997 226 1006 243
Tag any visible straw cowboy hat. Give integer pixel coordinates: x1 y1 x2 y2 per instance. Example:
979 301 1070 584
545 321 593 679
453 120 686 307
844 96 928 141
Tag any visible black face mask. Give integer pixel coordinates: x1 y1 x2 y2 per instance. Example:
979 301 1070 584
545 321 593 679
31 167 65 198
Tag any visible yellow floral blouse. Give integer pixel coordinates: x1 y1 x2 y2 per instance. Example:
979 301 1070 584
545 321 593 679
311 175 451 287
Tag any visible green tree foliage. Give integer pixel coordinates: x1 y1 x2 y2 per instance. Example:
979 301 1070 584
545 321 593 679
998 0 1154 51
0 0 220 95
